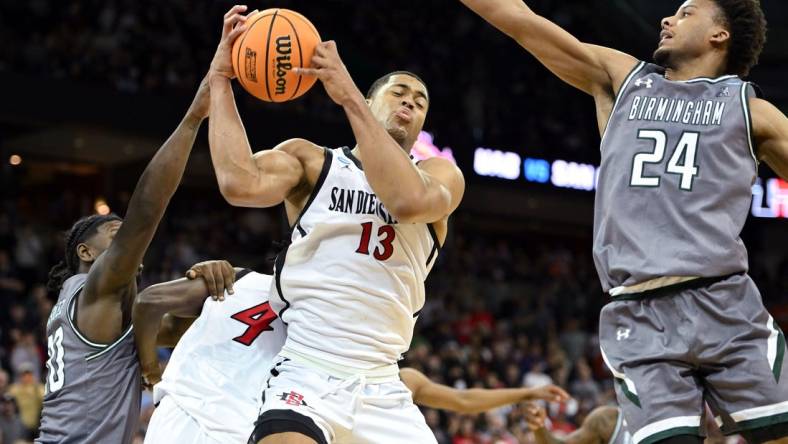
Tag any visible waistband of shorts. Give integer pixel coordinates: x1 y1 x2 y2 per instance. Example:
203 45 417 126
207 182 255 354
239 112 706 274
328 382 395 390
279 348 400 383
608 273 743 300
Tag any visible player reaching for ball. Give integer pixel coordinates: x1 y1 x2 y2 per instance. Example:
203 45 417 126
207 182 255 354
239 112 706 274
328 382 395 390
207 5 465 444
459 0 788 443
35 75 235 443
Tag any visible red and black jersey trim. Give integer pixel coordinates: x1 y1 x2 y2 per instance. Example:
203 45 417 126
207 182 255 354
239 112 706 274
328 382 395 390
425 223 441 267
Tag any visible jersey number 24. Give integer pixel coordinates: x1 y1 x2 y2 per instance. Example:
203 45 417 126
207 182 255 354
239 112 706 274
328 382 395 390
630 130 700 191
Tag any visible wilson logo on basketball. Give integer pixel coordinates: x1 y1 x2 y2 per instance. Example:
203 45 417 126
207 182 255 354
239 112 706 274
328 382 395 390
245 48 257 82
274 35 292 95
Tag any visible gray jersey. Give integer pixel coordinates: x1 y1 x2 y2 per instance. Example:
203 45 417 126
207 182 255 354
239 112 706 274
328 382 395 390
594 62 758 291
37 274 140 444
608 408 633 444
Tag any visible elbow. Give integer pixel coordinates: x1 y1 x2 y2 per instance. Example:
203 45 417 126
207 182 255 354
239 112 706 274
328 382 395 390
134 286 170 316
216 176 253 207
454 397 477 415
386 198 425 224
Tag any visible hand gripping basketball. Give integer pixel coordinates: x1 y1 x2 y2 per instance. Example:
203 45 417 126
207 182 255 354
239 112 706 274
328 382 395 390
209 5 252 80
294 41 363 107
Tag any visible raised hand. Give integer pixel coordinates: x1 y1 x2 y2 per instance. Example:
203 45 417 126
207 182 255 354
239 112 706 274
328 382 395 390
525 403 548 431
294 41 363 107
185 260 236 300
526 384 570 403
209 5 252 80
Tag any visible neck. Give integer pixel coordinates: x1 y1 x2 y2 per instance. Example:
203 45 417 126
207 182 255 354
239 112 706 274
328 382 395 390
78 262 91 274
664 53 728 81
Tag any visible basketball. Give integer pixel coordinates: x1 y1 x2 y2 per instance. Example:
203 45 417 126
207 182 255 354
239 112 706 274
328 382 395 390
231 9 321 102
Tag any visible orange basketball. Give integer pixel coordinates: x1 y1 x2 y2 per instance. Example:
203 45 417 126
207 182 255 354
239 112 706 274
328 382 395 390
231 9 321 102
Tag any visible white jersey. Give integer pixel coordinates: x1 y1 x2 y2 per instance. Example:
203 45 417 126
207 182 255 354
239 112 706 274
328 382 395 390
271 147 441 370
152 271 285 443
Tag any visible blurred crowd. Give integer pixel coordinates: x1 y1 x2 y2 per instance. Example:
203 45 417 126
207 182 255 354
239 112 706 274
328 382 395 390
0 0 606 163
0 186 785 443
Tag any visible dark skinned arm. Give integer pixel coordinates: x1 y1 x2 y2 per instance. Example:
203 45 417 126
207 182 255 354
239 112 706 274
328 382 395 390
78 77 211 343
133 261 239 387
526 404 619 444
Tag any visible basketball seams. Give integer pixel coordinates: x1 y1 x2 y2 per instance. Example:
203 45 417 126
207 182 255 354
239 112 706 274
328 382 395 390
235 9 320 102
276 14 304 101
263 10 280 102
235 12 275 95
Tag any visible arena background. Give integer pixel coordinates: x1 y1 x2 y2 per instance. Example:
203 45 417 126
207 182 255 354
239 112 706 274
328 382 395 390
0 1 786 442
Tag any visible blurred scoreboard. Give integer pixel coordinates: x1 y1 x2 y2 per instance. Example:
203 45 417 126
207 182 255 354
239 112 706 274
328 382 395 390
472 147 788 219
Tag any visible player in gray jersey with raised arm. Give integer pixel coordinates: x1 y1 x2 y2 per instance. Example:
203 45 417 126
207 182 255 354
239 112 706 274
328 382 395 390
459 1 788 444
35 67 241 443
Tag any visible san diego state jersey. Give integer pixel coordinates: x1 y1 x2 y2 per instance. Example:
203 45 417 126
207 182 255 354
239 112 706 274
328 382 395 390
271 147 441 369
153 271 285 443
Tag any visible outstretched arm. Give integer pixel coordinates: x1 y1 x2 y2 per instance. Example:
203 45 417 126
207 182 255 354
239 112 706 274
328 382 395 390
296 42 465 223
752 98 788 180
458 0 636 96
133 261 239 387
83 76 210 303
401 368 568 415
207 6 306 208
526 404 618 444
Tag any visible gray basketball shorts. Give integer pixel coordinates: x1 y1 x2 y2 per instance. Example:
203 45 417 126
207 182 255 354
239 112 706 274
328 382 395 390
599 273 788 444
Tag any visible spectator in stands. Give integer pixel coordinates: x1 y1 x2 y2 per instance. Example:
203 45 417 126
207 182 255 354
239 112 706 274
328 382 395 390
0 393 27 444
7 363 43 439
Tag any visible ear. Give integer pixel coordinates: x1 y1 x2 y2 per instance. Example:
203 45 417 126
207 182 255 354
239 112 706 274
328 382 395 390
710 27 730 46
76 242 95 263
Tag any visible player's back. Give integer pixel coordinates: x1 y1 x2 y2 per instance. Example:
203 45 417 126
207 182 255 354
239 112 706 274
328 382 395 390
594 62 758 293
37 274 140 444
153 270 285 443
272 147 441 370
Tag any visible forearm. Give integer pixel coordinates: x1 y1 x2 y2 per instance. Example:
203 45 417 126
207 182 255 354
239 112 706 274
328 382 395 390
458 387 532 414
156 314 195 348
133 293 168 373
342 97 435 218
534 428 565 444
459 0 534 37
208 76 261 196
133 279 208 370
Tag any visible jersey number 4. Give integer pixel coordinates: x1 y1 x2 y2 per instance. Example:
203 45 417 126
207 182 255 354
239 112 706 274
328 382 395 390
630 130 700 191
231 302 277 346
355 222 395 261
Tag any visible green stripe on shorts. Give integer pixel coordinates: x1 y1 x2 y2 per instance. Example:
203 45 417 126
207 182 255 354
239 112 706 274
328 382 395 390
639 426 700 444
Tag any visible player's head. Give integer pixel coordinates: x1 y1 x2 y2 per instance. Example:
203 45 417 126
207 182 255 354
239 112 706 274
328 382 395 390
46 214 123 291
653 0 766 77
365 71 429 151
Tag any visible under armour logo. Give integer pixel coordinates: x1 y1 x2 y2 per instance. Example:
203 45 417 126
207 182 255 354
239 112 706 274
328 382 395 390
717 87 730 97
616 327 631 341
279 391 308 406
634 78 653 88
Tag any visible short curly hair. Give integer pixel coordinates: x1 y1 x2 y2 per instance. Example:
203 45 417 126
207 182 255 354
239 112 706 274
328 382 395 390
711 0 767 77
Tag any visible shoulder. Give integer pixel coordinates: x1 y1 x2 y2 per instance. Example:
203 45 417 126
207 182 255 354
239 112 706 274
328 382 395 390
749 98 785 138
271 138 325 160
584 406 620 440
418 157 465 185
585 46 640 95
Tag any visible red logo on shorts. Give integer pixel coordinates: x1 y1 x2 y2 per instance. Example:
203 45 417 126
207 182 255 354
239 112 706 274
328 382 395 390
279 391 307 406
